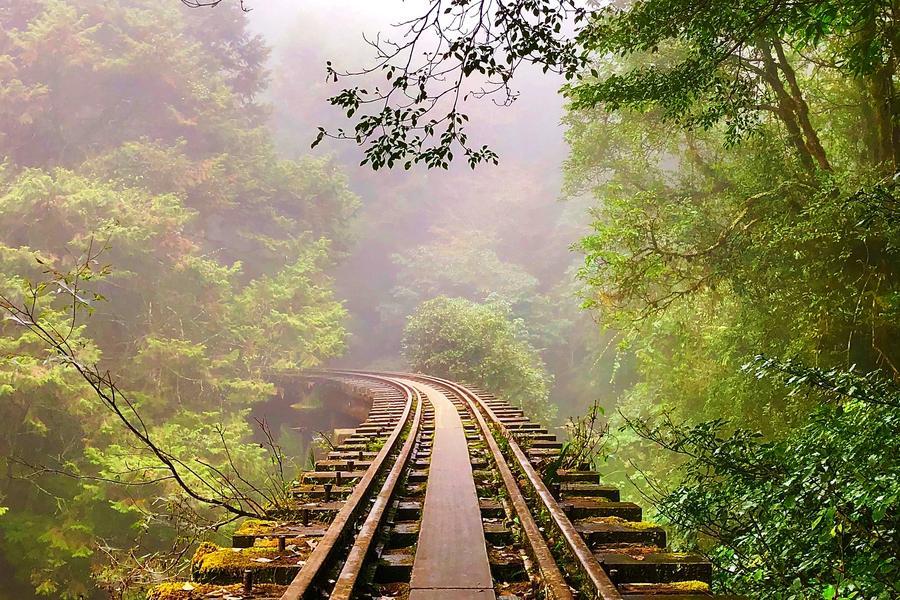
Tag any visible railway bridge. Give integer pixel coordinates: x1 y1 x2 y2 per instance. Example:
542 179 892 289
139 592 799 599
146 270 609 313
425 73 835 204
151 371 717 600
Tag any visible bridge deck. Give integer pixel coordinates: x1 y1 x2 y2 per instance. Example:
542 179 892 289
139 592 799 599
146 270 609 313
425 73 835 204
401 380 497 600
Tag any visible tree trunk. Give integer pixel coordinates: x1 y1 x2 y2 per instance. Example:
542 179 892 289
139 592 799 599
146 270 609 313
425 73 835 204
772 39 831 171
887 2 900 169
858 77 881 166
863 2 900 173
871 64 897 170
758 42 816 173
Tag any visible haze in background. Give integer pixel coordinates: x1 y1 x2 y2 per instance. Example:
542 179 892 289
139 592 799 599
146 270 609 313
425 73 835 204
246 3 602 417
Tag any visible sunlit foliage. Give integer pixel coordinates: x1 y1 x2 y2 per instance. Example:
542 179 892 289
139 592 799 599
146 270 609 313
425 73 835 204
563 1 900 597
630 359 900 598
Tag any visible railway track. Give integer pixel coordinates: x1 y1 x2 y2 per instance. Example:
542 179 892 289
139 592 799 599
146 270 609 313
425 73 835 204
149 371 717 600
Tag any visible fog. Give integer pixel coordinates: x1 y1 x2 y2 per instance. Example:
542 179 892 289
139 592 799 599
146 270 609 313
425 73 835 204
2 3 896 598
246 0 590 381
0 2 608 594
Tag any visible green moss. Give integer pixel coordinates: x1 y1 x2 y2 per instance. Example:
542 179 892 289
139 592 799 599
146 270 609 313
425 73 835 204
147 582 286 600
584 516 661 529
147 582 194 600
672 581 710 591
234 518 278 536
190 543 309 585
627 520 661 530
365 437 386 452
190 542 218 568
623 580 710 592
192 545 285 573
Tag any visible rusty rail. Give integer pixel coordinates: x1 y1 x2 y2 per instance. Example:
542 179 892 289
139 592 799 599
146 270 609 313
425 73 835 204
335 369 623 600
279 375 418 600
428 375 622 600
313 369 575 599
419 376 573 600
330 377 422 599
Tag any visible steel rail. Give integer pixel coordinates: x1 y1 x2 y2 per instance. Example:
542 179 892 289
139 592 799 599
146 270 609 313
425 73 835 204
318 370 572 599
410 375 574 600
418 374 622 600
279 375 417 600
329 376 423 599
330 369 622 600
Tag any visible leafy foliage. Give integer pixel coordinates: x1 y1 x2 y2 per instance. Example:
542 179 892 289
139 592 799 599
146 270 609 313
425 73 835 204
312 0 586 169
561 0 900 595
568 0 900 171
402 297 554 421
0 1 356 597
314 0 900 174
565 20 900 427
629 359 900 598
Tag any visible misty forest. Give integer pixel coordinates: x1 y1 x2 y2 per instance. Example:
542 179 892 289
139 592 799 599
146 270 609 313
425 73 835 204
0 1 898 599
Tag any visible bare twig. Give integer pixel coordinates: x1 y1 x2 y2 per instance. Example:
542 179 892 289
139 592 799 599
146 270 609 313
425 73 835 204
0 241 290 519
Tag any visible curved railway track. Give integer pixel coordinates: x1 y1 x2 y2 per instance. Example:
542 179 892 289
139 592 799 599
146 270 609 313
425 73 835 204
151 371 717 600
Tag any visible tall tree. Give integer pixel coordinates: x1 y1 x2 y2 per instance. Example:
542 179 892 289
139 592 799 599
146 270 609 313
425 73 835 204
0 1 357 597
403 297 555 421
559 2 900 596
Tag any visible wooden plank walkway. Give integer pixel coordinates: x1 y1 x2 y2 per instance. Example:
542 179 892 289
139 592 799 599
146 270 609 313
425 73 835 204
400 380 497 600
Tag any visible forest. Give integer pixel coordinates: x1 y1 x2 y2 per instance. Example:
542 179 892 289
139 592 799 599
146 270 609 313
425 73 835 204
0 0 897 599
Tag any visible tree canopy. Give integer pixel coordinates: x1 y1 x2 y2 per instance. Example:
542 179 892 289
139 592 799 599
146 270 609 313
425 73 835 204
312 0 900 177
403 297 554 421
557 1 900 597
0 2 356 597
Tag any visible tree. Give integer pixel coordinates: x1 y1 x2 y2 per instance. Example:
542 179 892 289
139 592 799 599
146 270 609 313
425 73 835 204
564 40 900 427
402 297 554 421
627 358 900 598
286 0 900 175
558 4 900 596
0 167 349 600
567 0 900 174
0 2 357 597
